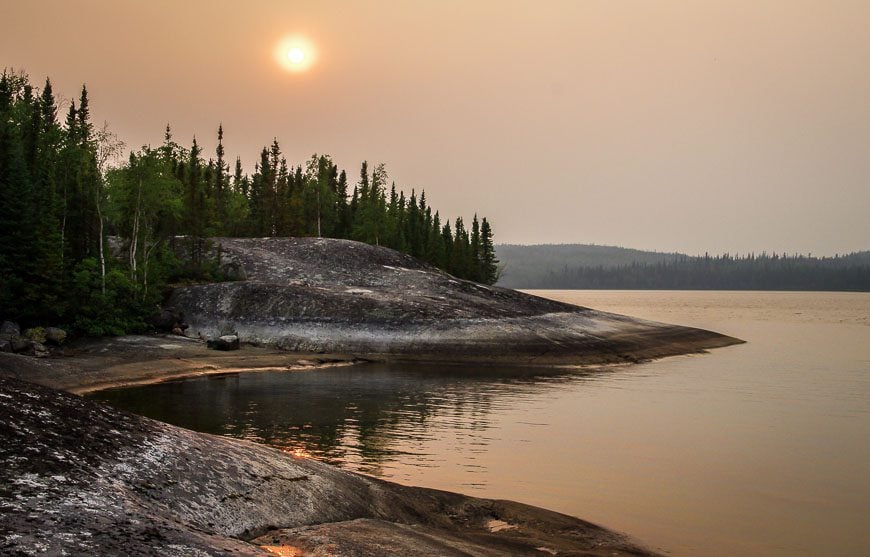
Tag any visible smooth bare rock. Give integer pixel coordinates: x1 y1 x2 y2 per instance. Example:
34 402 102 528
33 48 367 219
0 377 658 556
0 320 20 336
169 237 742 364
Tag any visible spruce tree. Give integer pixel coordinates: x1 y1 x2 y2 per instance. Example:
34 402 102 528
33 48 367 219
470 214 482 282
214 124 227 233
183 137 206 266
0 84 36 319
479 217 499 284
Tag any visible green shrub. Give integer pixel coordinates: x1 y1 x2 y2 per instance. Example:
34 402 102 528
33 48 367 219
23 327 46 343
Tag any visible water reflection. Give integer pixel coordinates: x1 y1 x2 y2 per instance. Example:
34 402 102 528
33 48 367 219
87 291 870 557
91 363 612 481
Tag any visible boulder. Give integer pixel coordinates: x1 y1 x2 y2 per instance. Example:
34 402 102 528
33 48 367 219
29 342 49 358
220 261 247 281
44 327 67 346
0 339 10 353
150 307 187 333
10 337 31 354
0 321 20 336
206 335 239 351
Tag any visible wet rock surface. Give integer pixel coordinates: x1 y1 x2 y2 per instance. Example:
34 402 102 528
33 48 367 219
171 237 741 363
0 376 658 556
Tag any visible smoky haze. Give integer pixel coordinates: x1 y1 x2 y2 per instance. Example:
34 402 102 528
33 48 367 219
3 0 869 255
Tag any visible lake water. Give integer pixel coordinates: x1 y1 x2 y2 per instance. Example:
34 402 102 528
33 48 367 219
91 290 870 556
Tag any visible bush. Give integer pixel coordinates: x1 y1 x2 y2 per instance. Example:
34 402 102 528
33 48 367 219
23 327 46 344
68 258 156 336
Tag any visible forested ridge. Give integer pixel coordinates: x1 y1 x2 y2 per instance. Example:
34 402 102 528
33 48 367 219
498 245 870 291
0 72 498 335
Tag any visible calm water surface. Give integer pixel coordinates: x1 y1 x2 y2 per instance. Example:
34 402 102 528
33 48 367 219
92 291 870 557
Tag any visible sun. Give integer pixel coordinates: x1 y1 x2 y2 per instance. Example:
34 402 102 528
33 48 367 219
274 36 316 72
287 47 305 65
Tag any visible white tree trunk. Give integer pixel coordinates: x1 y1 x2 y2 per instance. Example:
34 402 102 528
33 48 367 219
97 204 106 296
130 177 142 282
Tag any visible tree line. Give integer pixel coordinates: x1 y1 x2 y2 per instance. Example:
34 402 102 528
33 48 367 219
535 252 870 291
0 72 498 335
114 128 498 283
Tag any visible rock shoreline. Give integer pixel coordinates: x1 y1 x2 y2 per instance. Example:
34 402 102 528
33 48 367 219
169 237 742 364
0 375 660 556
0 237 743 555
0 334 362 395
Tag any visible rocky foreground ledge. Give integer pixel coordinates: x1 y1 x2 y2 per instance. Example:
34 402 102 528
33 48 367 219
0 376 657 556
170 237 742 364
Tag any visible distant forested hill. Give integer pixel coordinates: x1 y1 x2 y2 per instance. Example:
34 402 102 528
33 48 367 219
496 244 685 287
495 245 870 292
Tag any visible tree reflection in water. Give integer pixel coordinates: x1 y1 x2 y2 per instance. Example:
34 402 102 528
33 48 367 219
90 362 609 479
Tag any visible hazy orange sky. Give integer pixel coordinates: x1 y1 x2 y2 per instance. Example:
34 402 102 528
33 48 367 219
4 1 869 254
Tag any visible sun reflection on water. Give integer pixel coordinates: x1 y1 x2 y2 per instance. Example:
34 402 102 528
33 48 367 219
260 545 303 557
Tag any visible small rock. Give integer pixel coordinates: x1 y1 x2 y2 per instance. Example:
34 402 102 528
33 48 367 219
171 327 185 336
207 335 240 351
44 327 67 346
30 342 49 358
0 321 20 336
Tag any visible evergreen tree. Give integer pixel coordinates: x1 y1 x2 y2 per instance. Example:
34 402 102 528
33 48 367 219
0 73 37 319
1 72 502 336
61 85 102 265
183 137 207 266
479 217 499 284
248 147 271 236
470 214 482 282
334 169 351 237
213 124 227 233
